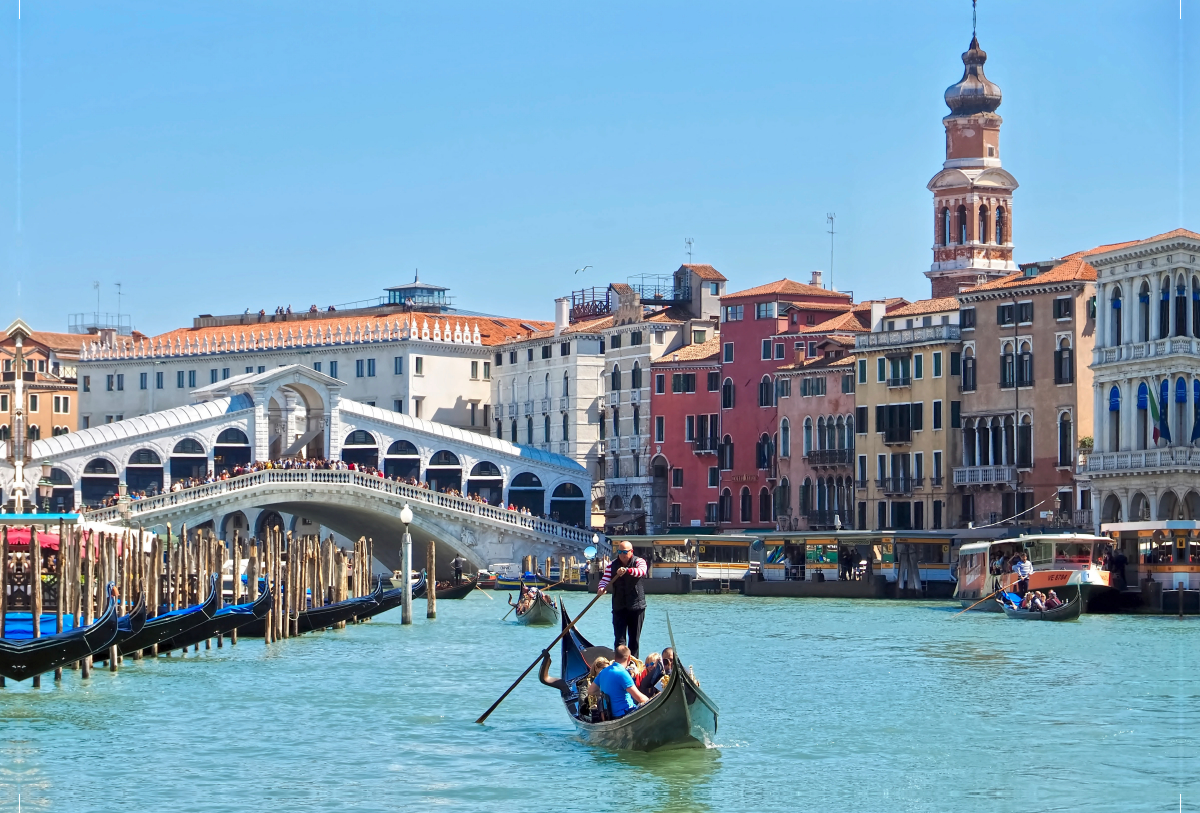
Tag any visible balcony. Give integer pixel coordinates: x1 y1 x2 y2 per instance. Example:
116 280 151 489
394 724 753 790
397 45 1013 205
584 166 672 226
630 390 642 405
855 478 869 490
540 398 552 413
608 391 621 407
559 397 570 412
558 441 570 455
522 400 534 416
952 466 1017 486
805 510 851 529
507 402 518 418
855 324 960 350
692 437 719 454
930 475 944 487
1095 337 1200 367
877 477 919 495
886 376 912 388
883 428 911 445
598 438 609 453
1086 447 1200 476
807 449 852 467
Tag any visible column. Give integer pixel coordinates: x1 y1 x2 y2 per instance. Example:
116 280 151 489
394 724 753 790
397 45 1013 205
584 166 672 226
1096 283 1107 349
1093 384 1105 453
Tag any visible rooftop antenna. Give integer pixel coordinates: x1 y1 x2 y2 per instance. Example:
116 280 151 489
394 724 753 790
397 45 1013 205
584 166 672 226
973 0 977 36
684 237 694 265
93 280 100 314
414 268 419 283
114 282 123 320
826 213 836 291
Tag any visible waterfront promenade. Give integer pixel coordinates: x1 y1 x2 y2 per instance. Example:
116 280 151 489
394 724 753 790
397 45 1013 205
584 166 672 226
1 594 1197 811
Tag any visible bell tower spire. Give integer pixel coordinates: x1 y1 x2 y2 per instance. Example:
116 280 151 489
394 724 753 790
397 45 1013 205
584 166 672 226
924 22 1019 298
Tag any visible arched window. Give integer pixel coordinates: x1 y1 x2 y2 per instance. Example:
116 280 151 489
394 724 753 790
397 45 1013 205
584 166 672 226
1176 277 1189 338
84 458 117 474
526 417 534 444
1000 342 1015 388
720 435 734 470
128 449 161 465
1018 340 1033 387
632 406 641 436
956 204 968 244
978 205 989 244
217 428 249 445
1193 276 1200 338
1058 412 1073 467
816 417 826 450
801 477 812 514
1109 386 1121 451
611 365 622 392
758 375 773 407
631 362 642 390
562 372 570 398
803 417 813 456
826 418 836 451
1177 376 1189 444
1160 276 1172 339
1111 286 1123 346
27 425 40 441
1018 415 1033 468
1138 281 1150 342
962 346 977 391
387 439 418 456
510 420 517 442
722 378 735 409
526 376 533 401
562 412 569 441
963 418 977 467
740 487 752 523
173 438 205 455
759 487 773 522
720 488 732 522
836 416 846 450
1137 381 1149 450
941 207 951 246
430 450 459 466
1055 337 1073 384
995 206 1006 244
780 418 791 458
544 373 551 399
846 414 855 450
0 425 8 441
470 461 501 477
544 414 551 443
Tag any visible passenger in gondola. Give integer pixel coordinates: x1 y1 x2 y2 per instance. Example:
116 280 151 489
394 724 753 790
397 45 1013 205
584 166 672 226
595 645 649 719
1044 590 1063 610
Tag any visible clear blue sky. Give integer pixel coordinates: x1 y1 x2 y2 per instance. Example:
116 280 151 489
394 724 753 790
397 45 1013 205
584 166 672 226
0 1 1195 336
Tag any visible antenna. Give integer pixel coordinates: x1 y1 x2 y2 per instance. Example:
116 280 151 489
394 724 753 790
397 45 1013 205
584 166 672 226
93 280 100 314
684 237 694 265
115 282 123 320
973 0 977 35
826 213 836 291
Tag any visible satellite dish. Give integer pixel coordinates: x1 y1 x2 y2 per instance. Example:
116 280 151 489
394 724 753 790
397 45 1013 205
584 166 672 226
584 545 598 559
750 539 765 553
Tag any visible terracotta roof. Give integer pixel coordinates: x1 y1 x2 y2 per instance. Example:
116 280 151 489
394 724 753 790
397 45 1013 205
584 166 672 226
654 337 721 364
680 264 726 282
964 255 1097 293
609 283 635 296
0 329 86 357
884 297 960 317
724 278 852 301
145 313 552 349
777 352 855 372
797 310 870 335
851 297 909 313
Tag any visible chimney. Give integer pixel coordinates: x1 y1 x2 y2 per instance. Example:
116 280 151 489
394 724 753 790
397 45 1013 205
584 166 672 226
810 270 824 289
870 301 887 332
554 297 570 337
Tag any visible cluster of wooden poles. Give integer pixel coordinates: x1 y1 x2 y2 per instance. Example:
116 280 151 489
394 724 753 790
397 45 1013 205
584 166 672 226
0 520 376 688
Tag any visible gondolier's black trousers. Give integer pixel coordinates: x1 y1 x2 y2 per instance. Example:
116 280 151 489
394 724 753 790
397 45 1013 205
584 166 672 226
612 608 644 659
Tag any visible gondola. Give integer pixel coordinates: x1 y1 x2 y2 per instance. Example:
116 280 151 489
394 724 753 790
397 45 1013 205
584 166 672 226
355 572 426 621
998 593 1082 621
542 603 719 751
0 595 121 682
414 575 478 600
153 586 274 652
105 575 223 658
510 583 559 626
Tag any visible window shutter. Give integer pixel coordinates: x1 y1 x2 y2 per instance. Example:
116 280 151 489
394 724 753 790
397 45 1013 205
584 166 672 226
911 402 923 431
875 405 884 432
950 400 961 428
856 406 868 432
997 304 1005 323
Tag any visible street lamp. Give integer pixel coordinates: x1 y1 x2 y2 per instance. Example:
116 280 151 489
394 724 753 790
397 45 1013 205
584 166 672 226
37 460 53 513
400 503 413 625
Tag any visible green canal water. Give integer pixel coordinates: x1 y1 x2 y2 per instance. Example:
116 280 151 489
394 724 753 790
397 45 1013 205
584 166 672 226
1 595 1197 812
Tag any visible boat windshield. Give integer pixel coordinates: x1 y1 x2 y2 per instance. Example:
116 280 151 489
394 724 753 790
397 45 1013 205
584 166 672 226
653 544 695 563
697 544 749 564
1053 541 1095 568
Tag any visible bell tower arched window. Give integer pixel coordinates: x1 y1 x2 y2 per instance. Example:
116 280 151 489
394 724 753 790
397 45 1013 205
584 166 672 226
995 206 1006 244
1138 281 1150 342
956 205 968 244
978 205 989 244
941 207 951 247
1110 287 1123 346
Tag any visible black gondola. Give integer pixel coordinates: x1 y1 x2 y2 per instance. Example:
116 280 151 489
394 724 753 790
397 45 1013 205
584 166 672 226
541 603 719 751
998 594 1082 621
154 586 274 652
113 593 148 648
104 575 223 658
414 575 479 600
0 595 120 682
510 583 559 626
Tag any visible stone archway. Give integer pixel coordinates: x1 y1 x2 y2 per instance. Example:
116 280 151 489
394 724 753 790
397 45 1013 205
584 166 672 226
1158 490 1182 521
1101 493 1123 523
263 379 330 461
1130 492 1150 522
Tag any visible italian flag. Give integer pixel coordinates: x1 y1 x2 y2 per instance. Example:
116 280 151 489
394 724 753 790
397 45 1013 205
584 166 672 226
1150 386 1171 445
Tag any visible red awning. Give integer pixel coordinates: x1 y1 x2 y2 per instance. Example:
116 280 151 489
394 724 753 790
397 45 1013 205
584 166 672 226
3 528 62 550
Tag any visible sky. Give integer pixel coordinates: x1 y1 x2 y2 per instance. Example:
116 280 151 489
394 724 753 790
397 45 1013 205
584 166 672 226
0 1 1195 337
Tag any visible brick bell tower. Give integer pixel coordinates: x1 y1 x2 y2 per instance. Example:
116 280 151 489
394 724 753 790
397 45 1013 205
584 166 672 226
925 34 1019 298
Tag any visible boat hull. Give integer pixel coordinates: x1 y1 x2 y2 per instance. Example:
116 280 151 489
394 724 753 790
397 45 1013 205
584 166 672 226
0 597 121 681
515 596 559 626
1000 597 1082 621
570 664 719 751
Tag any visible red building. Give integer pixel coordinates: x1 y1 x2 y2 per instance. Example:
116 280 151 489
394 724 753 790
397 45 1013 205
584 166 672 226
715 277 852 530
649 337 722 530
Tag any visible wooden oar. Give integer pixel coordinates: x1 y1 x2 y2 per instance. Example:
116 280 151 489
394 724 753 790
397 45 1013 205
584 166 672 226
476 592 604 724
473 581 494 601
953 589 1001 617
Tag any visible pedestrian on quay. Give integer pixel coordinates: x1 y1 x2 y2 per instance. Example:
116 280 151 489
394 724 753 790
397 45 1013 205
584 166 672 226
596 541 648 659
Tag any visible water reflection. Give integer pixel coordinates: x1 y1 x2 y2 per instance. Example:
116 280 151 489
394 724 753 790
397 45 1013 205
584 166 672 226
592 746 720 813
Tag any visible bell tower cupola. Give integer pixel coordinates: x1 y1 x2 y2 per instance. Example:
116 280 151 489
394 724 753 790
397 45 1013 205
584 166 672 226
925 33 1019 298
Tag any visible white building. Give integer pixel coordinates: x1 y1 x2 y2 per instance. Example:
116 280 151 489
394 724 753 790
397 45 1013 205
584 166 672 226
75 279 551 437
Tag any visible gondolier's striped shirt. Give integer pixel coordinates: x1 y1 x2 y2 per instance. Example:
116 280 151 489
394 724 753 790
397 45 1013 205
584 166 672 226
597 557 648 591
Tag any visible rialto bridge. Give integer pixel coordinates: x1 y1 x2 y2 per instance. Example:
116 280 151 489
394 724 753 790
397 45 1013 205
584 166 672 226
0 366 603 570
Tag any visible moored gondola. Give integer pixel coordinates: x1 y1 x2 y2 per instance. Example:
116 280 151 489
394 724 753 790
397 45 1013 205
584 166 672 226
0 595 121 682
414 575 479 600
542 603 719 751
998 594 1082 621
511 583 558 626
154 585 274 652
104 575 223 658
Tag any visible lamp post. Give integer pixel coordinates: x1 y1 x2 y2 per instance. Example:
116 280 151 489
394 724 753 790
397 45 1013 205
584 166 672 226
37 460 54 513
400 503 413 625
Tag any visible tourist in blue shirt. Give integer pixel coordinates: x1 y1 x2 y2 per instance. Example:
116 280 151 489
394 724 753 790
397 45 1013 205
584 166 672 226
593 645 649 718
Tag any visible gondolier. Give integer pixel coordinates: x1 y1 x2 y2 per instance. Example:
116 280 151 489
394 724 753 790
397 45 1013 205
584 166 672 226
451 554 467 585
596 541 648 658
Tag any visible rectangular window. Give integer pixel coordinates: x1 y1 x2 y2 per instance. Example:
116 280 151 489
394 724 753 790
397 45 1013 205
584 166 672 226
116 374 124 391
367 359 376 377
656 374 666 394
774 343 785 360
997 304 1015 326
483 361 491 380
471 361 479 379
329 361 338 379
559 341 572 357
28 394 38 412
527 348 534 361
755 302 776 319
877 357 886 382
933 400 943 429
933 451 943 484
655 415 665 442
913 354 923 380
685 415 696 442
857 455 867 485
723 343 734 363
313 362 322 373
855 405 868 433
139 372 148 390
186 370 195 388
858 359 867 384
692 330 706 344
761 339 772 360
950 400 961 429
777 378 791 398
80 415 90 428
176 371 185 388
611 334 622 350
106 375 114 392
707 371 720 391
356 359 365 378
933 351 942 378
709 467 719 487
842 373 854 394
914 452 924 484
541 345 552 359
209 369 218 384
669 503 681 525
808 341 817 357
877 501 887 530
494 352 503 367
723 304 744 322
960 308 976 329
156 371 164 389
1053 297 1073 319
394 399 404 413
509 351 517 364
258 366 265 374
82 376 91 393
246 366 254 374
55 395 70 413
394 357 403 375
672 468 684 488
414 357 423 376
950 352 961 376
1017 301 1033 324
630 331 642 346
